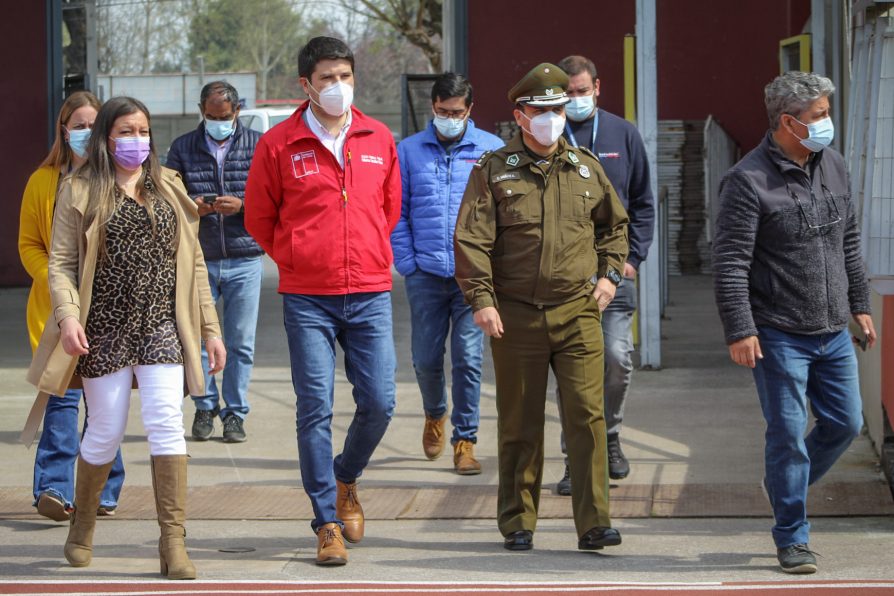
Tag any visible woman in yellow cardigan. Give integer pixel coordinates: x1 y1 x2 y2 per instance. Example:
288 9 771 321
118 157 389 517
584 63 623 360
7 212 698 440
18 91 126 522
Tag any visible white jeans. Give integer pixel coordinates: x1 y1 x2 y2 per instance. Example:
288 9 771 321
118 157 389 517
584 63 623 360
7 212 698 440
80 364 187 464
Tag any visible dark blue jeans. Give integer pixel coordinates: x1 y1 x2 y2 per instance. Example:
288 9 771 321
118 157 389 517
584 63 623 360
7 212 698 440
33 388 125 510
282 292 396 533
405 270 483 443
752 326 863 548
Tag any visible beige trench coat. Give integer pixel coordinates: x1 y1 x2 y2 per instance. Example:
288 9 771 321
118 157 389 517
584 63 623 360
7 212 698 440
22 167 221 445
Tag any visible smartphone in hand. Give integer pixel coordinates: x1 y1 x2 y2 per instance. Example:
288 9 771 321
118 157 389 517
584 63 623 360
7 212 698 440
199 193 217 205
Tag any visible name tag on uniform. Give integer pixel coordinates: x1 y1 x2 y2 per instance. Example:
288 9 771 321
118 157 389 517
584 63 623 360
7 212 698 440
492 172 521 183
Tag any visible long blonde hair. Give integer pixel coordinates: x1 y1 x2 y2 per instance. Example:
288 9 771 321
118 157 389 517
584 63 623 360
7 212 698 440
39 91 101 170
80 96 171 262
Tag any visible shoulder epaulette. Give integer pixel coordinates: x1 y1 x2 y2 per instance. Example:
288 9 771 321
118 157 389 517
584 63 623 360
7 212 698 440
578 146 601 163
474 150 495 168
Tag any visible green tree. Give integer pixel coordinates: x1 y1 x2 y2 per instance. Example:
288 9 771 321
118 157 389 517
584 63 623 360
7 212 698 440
190 0 306 100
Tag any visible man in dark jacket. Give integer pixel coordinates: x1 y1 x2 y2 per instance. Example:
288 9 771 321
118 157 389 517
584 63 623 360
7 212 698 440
166 80 264 444
553 55 655 491
712 71 875 575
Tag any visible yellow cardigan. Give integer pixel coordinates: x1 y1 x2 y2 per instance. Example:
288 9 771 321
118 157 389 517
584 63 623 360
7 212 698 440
18 166 60 353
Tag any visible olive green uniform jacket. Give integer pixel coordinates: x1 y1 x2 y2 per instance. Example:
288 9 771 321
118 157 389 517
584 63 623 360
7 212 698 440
454 134 629 309
21 168 221 445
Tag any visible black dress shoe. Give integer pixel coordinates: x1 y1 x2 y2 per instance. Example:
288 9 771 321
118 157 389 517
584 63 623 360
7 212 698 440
504 530 533 551
578 526 622 550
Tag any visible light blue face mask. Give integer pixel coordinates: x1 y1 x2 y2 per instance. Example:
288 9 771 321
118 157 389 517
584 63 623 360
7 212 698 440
566 94 595 122
792 115 834 152
433 114 466 139
205 117 236 141
66 127 91 158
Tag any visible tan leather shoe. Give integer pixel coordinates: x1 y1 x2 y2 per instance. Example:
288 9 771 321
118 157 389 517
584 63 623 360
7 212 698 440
453 440 482 475
336 480 364 543
316 523 347 566
423 414 447 460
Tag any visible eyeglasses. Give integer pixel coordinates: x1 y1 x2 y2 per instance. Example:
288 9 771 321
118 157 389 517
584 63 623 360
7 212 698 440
786 180 842 230
433 108 468 119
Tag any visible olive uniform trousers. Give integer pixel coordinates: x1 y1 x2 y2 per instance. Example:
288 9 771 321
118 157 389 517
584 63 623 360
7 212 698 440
491 293 611 538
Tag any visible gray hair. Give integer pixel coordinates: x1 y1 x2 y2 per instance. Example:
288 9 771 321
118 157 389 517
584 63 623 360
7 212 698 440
200 80 240 109
764 71 835 130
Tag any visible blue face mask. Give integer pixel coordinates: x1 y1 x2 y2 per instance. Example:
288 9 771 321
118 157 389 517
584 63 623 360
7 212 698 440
205 117 236 141
66 127 91 158
793 115 834 152
566 94 595 122
432 114 466 139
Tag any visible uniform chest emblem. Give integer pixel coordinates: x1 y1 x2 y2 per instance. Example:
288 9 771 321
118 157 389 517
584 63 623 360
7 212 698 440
568 151 580 164
291 150 319 179
579 165 590 179
506 154 520 167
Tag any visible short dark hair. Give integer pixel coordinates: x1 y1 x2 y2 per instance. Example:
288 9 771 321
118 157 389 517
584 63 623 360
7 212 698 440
431 72 473 106
557 55 598 81
298 36 354 79
200 80 239 109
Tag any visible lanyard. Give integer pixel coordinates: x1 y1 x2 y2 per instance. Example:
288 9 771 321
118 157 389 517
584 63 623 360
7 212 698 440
564 108 599 152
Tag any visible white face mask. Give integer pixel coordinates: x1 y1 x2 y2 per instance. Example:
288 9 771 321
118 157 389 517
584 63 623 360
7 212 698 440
310 80 354 117
520 110 566 146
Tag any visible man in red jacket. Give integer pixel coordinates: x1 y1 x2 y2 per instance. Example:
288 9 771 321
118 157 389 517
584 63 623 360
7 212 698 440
245 36 401 567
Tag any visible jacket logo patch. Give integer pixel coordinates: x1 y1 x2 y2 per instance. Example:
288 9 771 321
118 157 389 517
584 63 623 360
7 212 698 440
598 152 621 159
361 154 384 165
491 172 520 183
291 150 319 179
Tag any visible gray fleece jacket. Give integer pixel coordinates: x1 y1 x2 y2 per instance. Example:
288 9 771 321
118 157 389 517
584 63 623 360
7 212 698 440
712 131 870 344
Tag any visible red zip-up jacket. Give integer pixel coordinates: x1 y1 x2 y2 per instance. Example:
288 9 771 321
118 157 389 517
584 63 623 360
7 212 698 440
245 102 401 294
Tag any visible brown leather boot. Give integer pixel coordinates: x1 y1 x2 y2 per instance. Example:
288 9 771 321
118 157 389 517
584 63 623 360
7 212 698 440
422 414 447 460
453 440 482 475
316 522 347 566
151 455 196 580
64 458 114 567
336 479 364 543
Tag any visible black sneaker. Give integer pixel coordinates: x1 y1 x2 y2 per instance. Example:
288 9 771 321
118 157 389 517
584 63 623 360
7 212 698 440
556 464 572 496
777 544 818 574
222 414 247 443
607 434 630 480
192 408 217 441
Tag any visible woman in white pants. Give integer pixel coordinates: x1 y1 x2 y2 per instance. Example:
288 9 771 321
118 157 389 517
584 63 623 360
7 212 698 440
27 96 225 580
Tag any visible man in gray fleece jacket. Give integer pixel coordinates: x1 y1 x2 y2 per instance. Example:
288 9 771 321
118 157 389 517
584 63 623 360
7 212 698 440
712 71 876 575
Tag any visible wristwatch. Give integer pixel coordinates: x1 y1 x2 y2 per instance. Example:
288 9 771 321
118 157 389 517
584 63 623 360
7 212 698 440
604 268 622 286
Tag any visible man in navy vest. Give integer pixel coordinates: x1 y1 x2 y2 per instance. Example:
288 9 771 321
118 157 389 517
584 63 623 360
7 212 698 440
166 81 264 444
554 55 655 493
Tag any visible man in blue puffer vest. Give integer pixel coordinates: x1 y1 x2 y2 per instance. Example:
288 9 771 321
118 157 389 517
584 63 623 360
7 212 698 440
166 81 264 444
391 73 504 475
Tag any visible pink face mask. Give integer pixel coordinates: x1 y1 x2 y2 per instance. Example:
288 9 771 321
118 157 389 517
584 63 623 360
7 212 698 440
112 136 151 170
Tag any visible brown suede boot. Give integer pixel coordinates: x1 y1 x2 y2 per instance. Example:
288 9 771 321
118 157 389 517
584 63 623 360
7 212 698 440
453 440 482 475
335 479 364 543
422 414 447 460
316 522 347 566
151 455 196 580
64 458 114 567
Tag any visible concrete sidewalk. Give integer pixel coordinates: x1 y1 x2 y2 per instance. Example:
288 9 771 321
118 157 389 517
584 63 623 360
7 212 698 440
0 261 891 582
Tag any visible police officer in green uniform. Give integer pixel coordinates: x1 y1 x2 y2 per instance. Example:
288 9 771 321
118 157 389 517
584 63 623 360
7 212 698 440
454 63 629 552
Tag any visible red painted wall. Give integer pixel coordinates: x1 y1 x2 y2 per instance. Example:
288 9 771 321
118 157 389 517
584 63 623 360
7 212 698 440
468 0 811 152
1 5 50 286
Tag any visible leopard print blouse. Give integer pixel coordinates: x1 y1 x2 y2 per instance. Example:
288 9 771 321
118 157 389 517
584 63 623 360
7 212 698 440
76 189 183 378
